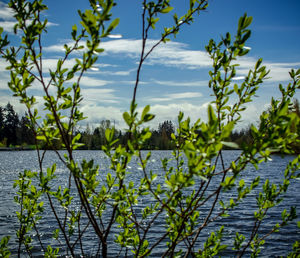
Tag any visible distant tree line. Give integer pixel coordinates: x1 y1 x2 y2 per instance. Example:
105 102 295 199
0 103 177 150
1 100 299 152
77 119 176 150
0 103 35 147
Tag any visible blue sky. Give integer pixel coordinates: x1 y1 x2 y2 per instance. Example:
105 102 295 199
0 0 300 130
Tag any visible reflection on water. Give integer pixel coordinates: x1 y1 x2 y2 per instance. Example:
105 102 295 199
0 150 299 257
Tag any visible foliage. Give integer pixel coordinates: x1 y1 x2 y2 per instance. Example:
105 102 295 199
229 99 300 154
0 104 177 150
0 0 299 257
3 100 298 151
0 103 35 147
77 119 176 150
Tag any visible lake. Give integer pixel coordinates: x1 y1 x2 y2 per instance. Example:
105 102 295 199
0 150 299 257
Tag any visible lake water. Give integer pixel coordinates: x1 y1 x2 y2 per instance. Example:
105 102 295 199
0 150 299 257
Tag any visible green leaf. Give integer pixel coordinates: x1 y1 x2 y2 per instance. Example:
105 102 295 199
207 105 217 125
36 135 47 141
123 112 131 126
105 128 114 142
71 24 77 39
160 6 173 13
244 16 253 28
141 105 150 121
107 18 120 33
239 179 245 188
221 141 239 149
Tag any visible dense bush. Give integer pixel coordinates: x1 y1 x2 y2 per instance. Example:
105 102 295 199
0 0 299 257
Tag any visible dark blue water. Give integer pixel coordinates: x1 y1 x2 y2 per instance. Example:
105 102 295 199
0 150 299 257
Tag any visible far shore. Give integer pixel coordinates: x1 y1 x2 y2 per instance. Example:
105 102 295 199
0 147 34 151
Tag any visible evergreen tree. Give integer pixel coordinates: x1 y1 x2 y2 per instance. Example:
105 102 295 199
81 123 93 150
3 103 19 146
158 120 175 138
18 114 35 145
158 120 175 149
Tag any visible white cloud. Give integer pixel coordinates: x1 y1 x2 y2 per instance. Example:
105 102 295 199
0 1 58 33
95 68 135 76
1 57 112 88
42 58 78 71
168 92 203 99
0 94 46 116
0 2 14 21
0 61 10 90
148 44 212 69
100 39 213 69
118 80 147 85
152 79 208 87
107 34 122 39
265 62 300 82
141 102 209 128
18 58 118 79
101 39 142 56
75 76 111 87
232 57 300 83
150 92 203 102
134 100 268 130
47 22 59 27
0 21 59 33
34 75 112 93
0 21 16 32
43 41 79 53
43 38 300 83
82 88 118 104
0 1 16 32
232 76 245 81
28 75 112 89
43 39 212 69
79 104 125 128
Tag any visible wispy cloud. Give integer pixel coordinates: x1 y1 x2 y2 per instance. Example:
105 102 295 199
43 41 77 53
141 102 210 128
42 58 78 71
43 39 212 68
152 79 208 87
150 92 203 102
234 57 300 82
265 62 300 82
137 100 267 130
101 39 142 56
79 101 262 130
168 92 203 99
0 2 16 32
0 21 59 33
0 2 14 20
100 39 213 69
95 68 135 76
0 1 58 33
74 76 111 87
0 21 16 32
43 38 300 83
82 88 119 104
79 104 125 127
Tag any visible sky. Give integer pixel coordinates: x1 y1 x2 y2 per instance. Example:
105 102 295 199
0 0 300 130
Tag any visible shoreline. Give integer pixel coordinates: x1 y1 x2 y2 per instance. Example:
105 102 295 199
0 147 34 151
